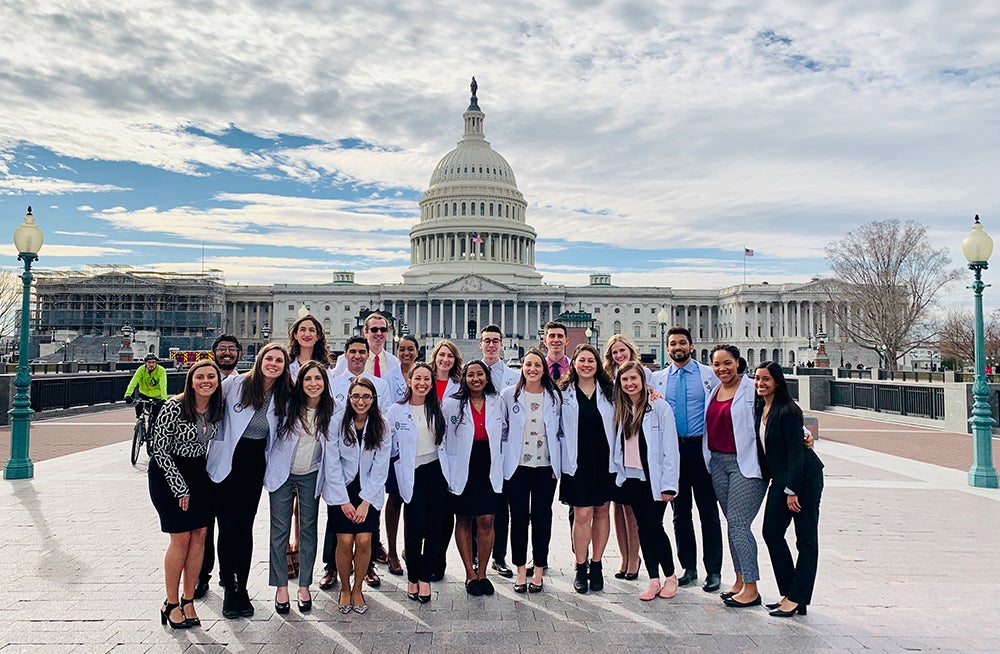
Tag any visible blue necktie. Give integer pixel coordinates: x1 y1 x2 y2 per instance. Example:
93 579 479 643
674 368 688 437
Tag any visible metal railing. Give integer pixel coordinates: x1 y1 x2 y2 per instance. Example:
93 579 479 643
25 371 187 413
829 381 945 420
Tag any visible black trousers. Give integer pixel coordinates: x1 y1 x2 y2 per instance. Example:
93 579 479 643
506 465 557 568
215 438 266 590
762 474 823 605
403 459 447 584
492 488 510 561
434 500 455 575
671 436 723 575
624 478 676 580
199 515 217 582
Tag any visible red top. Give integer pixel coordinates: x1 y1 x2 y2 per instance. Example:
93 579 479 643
471 401 488 442
435 379 450 401
706 396 737 454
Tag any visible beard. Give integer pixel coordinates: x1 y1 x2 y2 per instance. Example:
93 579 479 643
216 357 237 372
669 350 692 363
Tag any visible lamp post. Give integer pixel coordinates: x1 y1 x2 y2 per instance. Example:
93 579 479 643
261 321 272 347
63 337 71 363
585 327 593 349
962 215 999 488
5 206 44 480
102 340 109 362
656 308 670 370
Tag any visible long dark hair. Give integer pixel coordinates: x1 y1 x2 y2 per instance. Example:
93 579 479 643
239 342 291 415
613 361 651 440
451 360 497 418
754 361 802 421
282 360 334 438
287 315 332 366
340 377 386 451
401 361 446 445
176 359 225 423
560 343 614 402
514 348 562 404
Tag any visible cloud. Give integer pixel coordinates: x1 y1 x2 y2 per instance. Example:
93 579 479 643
0 0 996 287
107 240 243 250
0 244 131 258
0 175 129 195
53 230 107 237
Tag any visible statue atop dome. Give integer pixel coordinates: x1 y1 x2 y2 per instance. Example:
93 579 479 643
468 76 480 111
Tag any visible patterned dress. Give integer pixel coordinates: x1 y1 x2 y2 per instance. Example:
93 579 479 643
147 399 220 533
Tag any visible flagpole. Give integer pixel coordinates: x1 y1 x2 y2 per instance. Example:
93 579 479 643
743 248 747 285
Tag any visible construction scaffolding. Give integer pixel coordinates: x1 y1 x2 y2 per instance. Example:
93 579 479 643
35 266 225 344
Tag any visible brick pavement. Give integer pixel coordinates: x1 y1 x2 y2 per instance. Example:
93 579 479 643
0 409 998 652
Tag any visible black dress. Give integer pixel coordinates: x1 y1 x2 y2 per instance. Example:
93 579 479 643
560 387 616 507
147 400 218 533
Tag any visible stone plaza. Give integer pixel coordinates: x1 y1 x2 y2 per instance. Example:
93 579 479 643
1 408 998 653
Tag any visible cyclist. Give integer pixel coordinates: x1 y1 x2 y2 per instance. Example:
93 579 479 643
125 354 169 419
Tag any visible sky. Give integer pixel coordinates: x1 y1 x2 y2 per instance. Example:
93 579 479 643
0 0 997 305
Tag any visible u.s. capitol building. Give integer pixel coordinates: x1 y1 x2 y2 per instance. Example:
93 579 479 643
227 83 846 367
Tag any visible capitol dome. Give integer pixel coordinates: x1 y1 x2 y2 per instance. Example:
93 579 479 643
403 79 542 286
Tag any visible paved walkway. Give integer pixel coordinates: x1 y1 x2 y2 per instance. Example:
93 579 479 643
1 409 998 653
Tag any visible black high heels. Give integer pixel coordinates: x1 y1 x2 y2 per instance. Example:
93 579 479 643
769 604 807 617
624 557 641 581
160 600 190 629
180 598 200 626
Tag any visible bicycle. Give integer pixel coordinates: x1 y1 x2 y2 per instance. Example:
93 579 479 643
130 398 162 466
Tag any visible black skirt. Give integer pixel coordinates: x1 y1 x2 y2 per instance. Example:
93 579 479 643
453 440 500 517
148 455 211 533
327 474 381 535
560 469 617 507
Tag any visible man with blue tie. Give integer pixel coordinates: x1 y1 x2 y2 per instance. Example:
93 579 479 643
650 327 723 593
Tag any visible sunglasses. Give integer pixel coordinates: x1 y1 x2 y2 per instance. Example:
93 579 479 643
367 326 389 333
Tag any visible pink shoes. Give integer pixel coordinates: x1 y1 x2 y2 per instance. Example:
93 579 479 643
639 579 661 601
639 575 679 601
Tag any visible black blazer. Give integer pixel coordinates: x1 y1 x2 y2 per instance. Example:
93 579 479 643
755 406 823 495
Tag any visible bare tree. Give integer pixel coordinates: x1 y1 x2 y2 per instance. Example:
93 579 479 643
824 219 961 369
934 307 1000 368
0 269 22 342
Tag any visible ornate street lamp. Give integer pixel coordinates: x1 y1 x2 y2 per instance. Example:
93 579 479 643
5 206 44 480
962 215 999 488
585 326 593 349
657 307 670 370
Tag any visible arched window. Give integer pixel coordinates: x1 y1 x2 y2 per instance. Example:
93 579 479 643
452 202 457 215
480 202 485 215
444 203 448 216
489 203 494 216
470 202 475 215
613 320 622 334
461 202 466 215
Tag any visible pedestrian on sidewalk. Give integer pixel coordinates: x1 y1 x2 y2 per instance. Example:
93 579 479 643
264 361 327 616
442 360 504 597
611 361 681 602
320 377 391 615
705 346 766 609
148 359 224 629
207 343 291 619
754 361 825 618
558 344 616 594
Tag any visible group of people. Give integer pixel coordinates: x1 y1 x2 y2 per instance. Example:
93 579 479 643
145 314 824 629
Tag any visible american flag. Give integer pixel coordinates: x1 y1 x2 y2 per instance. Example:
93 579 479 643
744 248 754 257
472 233 484 244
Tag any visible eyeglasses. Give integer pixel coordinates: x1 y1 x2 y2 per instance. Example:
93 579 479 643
480 338 502 345
349 394 374 402
367 327 389 333
215 346 240 353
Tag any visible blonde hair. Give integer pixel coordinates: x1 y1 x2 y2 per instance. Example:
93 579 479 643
603 334 641 377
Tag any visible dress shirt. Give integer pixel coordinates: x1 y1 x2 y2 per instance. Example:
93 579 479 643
665 359 706 437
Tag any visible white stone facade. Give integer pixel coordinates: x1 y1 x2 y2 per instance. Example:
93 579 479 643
227 83 854 367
